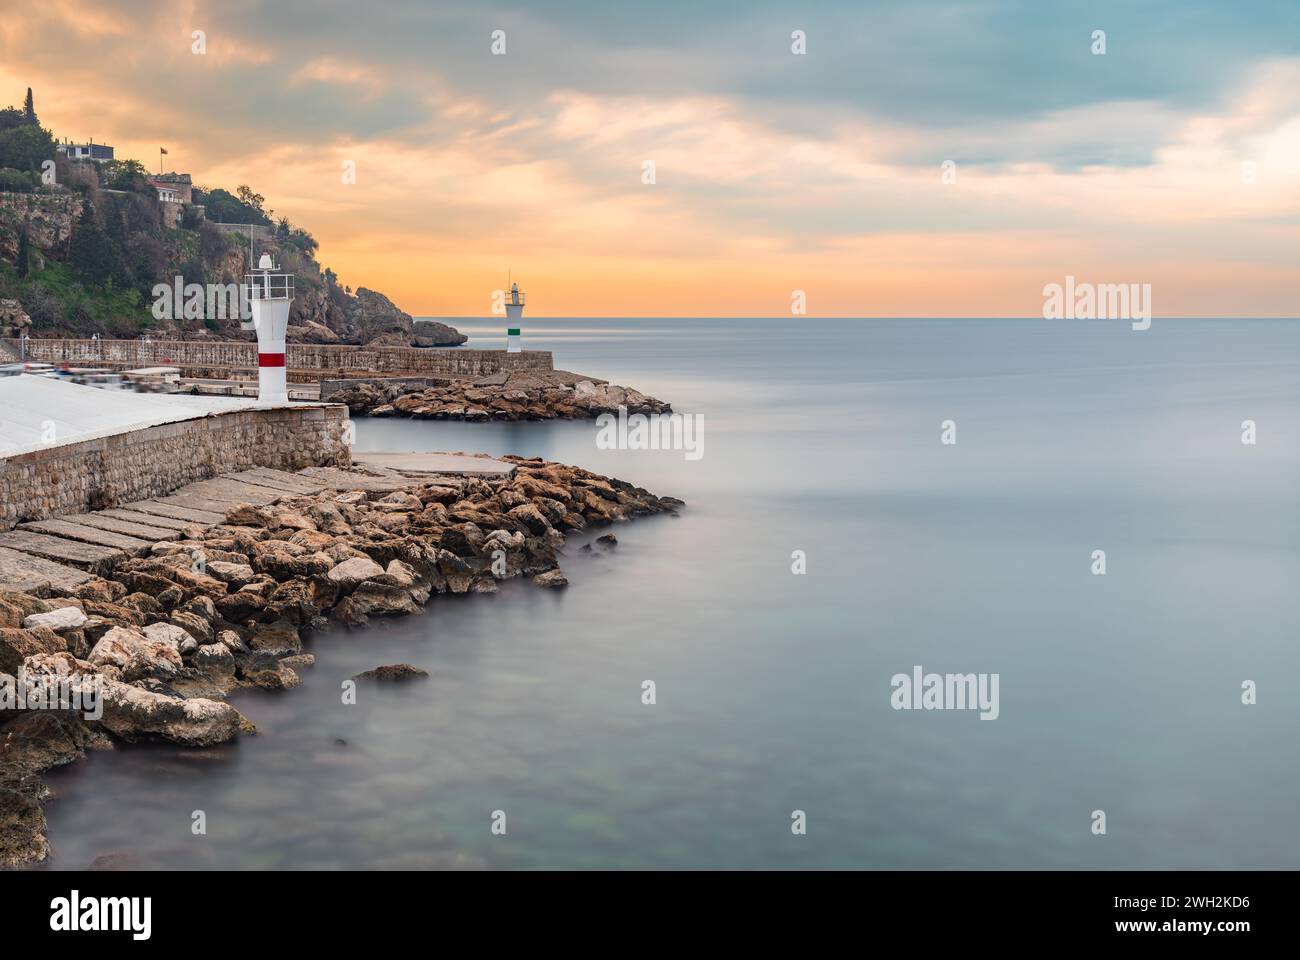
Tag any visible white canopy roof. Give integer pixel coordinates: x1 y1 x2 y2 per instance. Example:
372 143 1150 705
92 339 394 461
0 375 285 459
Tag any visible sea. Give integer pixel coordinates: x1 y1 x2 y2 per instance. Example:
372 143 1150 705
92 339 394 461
37 317 1300 869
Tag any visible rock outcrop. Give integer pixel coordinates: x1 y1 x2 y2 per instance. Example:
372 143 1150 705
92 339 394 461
333 372 671 421
412 320 468 347
0 458 682 866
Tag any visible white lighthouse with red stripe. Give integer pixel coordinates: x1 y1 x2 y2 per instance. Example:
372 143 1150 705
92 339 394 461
244 253 293 404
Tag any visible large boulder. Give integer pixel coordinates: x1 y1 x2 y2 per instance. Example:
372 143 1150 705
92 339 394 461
0 627 65 674
326 555 385 591
23 607 89 633
97 680 251 746
248 620 301 658
87 626 182 681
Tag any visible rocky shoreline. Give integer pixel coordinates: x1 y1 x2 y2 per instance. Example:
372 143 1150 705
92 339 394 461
0 457 682 868
332 370 671 421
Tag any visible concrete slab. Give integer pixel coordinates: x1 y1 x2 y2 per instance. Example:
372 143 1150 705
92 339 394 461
63 513 181 541
18 519 154 554
152 494 241 516
230 467 330 495
95 509 199 532
296 466 412 493
123 500 226 525
354 452 516 477
0 531 123 573
0 546 93 593
176 478 283 505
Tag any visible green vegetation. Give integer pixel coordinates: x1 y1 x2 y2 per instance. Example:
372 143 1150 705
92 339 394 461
0 85 329 337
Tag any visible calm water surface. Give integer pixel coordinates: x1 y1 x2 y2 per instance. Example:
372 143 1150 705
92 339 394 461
39 318 1300 868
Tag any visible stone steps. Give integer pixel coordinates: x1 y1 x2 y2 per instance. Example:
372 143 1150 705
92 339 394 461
65 512 183 540
1 469 332 593
0 530 125 573
0 545 94 593
123 500 226 525
17 519 154 555
0 456 498 594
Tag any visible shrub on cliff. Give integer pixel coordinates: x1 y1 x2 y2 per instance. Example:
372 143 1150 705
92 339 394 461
16 279 64 329
0 167 36 193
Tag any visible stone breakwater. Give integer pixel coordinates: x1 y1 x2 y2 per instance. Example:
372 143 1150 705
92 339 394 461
332 370 672 421
0 459 682 867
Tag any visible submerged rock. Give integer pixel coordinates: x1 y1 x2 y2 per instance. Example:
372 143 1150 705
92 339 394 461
532 570 569 589
352 664 430 681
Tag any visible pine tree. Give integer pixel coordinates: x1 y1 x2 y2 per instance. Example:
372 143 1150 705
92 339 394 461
16 224 30 278
22 87 37 126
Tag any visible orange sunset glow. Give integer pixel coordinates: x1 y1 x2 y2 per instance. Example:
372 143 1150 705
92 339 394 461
2 2 1297 317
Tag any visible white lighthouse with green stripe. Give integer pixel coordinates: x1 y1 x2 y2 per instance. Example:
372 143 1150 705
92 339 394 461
505 280 524 352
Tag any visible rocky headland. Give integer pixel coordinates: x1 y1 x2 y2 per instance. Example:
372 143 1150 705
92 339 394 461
332 370 671 422
0 457 682 867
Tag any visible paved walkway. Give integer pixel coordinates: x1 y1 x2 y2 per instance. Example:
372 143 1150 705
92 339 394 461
0 454 517 594
352 452 516 477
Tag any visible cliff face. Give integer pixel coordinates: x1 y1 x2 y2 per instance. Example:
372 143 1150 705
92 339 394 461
0 191 462 347
0 193 81 262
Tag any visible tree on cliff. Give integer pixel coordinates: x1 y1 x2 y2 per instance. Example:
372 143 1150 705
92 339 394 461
22 88 37 126
16 224 30 278
199 186 271 225
0 122 55 172
69 201 128 289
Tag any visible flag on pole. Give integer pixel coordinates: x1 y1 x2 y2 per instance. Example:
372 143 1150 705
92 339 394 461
160 147 168 154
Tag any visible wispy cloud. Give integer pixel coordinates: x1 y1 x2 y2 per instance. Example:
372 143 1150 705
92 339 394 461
1 0 1297 315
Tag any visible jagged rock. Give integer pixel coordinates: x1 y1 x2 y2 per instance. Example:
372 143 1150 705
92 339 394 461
508 503 550 535
169 610 214 645
141 622 193 653
249 620 301 658
0 783 48 868
206 561 256 588
238 654 300 690
97 680 251 745
194 642 235 673
353 664 429 681
326 555 385 590
87 626 182 681
23 607 88 633
333 581 423 625
532 569 569 589
225 503 272 527
411 320 467 347
0 627 65 674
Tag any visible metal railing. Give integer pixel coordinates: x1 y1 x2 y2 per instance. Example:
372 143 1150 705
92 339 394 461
243 273 294 301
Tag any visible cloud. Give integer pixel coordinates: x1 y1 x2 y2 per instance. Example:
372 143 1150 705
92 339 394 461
0 0 1297 315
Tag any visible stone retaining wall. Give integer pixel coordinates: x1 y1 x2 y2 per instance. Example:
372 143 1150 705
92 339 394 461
5 339 553 381
0 405 351 530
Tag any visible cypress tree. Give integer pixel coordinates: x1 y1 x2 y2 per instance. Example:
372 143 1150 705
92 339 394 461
22 87 37 125
16 224 30 278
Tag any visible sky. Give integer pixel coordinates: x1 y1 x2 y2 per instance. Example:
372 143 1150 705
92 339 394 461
1 0 1298 317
